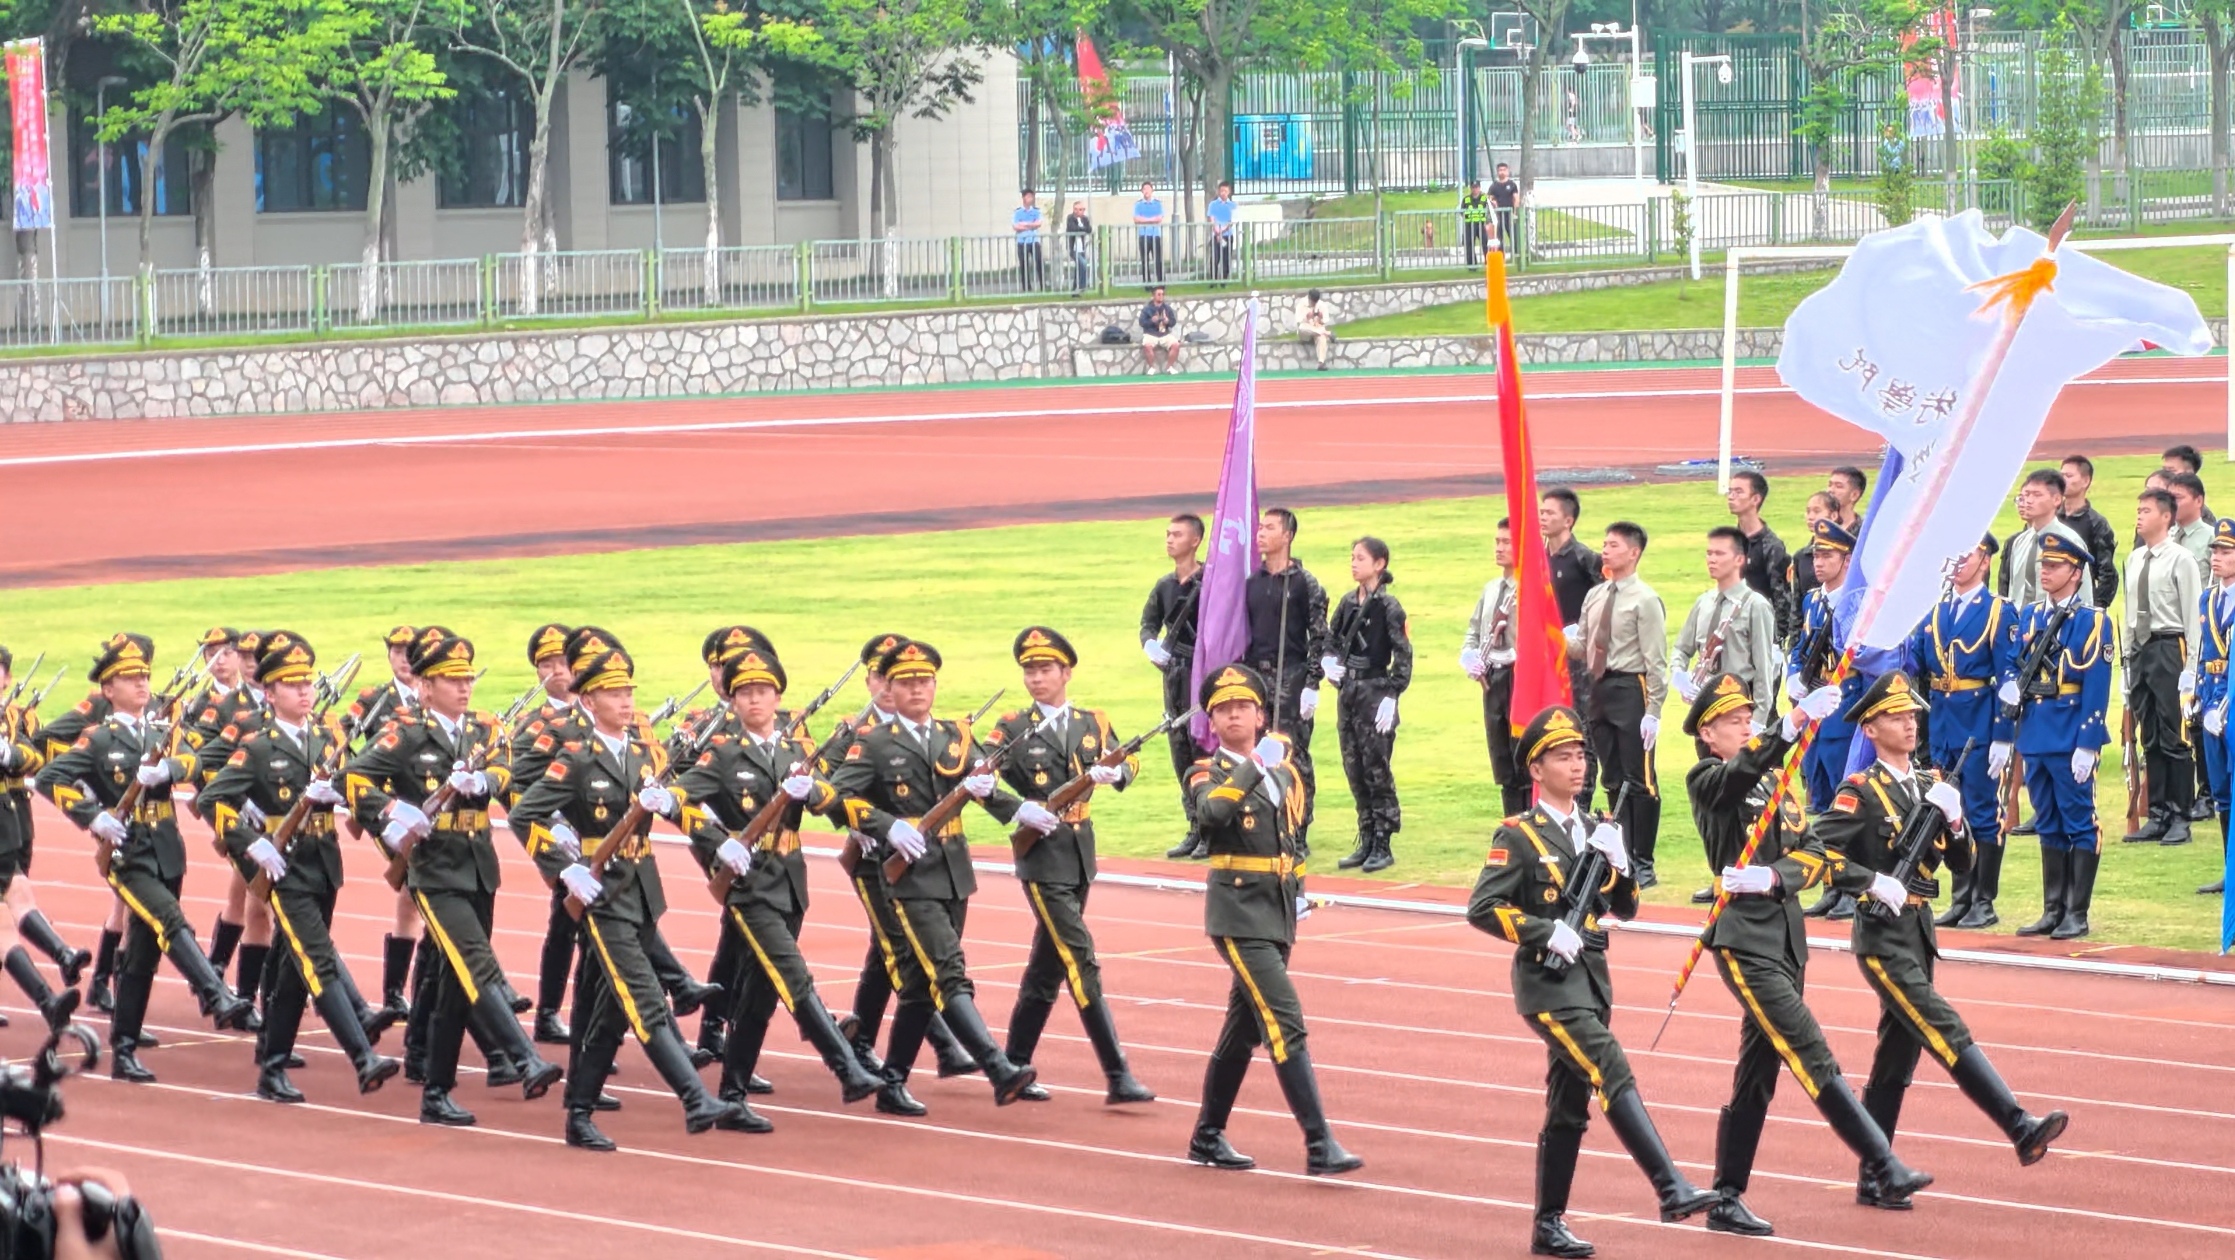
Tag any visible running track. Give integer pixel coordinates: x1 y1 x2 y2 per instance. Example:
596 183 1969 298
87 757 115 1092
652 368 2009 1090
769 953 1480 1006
2 357 2226 587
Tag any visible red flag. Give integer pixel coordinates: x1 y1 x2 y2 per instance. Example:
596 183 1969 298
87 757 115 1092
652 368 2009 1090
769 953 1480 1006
1487 251 1572 731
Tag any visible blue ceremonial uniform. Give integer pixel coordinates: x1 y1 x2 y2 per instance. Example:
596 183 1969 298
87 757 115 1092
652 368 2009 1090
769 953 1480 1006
1905 588 2020 843
1788 585 1864 812
2013 595 2114 853
2197 583 2235 825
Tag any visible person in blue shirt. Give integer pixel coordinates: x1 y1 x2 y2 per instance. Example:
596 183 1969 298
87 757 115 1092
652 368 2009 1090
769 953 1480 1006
1903 533 2021 929
1012 190 1046 292
2194 520 2235 894
1787 518 1867 921
1133 181 1165 285
2010 530 2115 941
1207 181 1236 281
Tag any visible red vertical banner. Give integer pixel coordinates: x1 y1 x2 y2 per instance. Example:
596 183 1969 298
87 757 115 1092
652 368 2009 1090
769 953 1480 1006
6 38 52 231
1485 250 1572 730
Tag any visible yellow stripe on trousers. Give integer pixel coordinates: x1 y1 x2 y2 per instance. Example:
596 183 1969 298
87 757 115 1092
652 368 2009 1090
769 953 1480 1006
853 878 906 990
107 872 170 953
411 891 480 1005
1536 1011 1607 1108
1219 938 1288 1064
728 908 798 1014
1720 950 1816 1098
1863 956 1958 1068
890 901 947 1013
584 916 653 1044
267 892 324 999
1026 883 1091 1011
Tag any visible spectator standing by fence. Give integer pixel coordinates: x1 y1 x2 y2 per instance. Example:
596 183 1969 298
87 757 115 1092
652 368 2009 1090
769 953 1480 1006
1208 182 1237 281
1134 183 1166 285
1139 285 1180 374
1489 164 1521 254
1013 191 1046 292
1064 201 1094 296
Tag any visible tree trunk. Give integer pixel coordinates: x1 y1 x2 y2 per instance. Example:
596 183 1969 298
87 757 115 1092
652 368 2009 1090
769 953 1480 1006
136 113 174 278
1186 83 1206 224
521 88 556 316
1813 152 1830 239
359 107 391 322
1204 62 1233 192
1023 76 1042 192
1518 37 1548 197
2107 27 2129 186
1940 38 1957 202
697 96 720 306
190 145 215 316
2213 24 2233 219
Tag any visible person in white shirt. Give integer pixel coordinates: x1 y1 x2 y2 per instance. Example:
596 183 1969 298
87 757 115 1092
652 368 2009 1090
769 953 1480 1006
1293 289 1335 370
2123 487 2203 844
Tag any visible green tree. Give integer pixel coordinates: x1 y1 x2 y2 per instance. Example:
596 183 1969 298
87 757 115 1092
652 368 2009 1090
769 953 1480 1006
2198 1 2235 216
1791 0 1934 238
1119 0 1327 205
1323 0 1437 221
996 0 1108 196
1510 0 1573 198
313 0 452 315
2024 34 2102 231
814 0 987 236
1874 116 1913 225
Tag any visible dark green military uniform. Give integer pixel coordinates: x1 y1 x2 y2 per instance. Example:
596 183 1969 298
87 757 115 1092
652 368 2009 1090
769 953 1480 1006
829 638 1038 1108
0 650 83 1032
984 625 1152 1104
1813 671 2067 1199
671 624 767 1062
181 631 274 993
32 689 119 1006
506 621 582 1047
35 635 251 1080
1183 663 1359 1178
352 626 425 1028
201 631 400 1102
1467 704 1714 1256
1682 672 1923 1234
343 631 559 1125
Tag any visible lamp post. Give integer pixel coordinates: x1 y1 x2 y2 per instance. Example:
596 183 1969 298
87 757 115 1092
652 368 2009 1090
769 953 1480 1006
1572 23 1645 183
96 74 126 325
1455 35 1489 186
1679 50 1732 280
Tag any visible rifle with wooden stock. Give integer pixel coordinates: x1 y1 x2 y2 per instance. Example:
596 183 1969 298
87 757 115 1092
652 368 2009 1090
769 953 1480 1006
381 679 543 891
835 688 1005 877
704 661 862 903
874 693 1030 886
244 656 364 902
1010 707 1198 859
93 657 212 879
565 692 747 920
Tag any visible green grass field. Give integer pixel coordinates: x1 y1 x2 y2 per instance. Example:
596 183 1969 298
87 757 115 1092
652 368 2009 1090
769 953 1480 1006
9 455 2229 949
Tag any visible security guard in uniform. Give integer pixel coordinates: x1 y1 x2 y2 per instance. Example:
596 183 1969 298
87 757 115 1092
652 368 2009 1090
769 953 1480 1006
1788 518 1869 919
830 640 1040 1109
1685 675 1928 1236
1468 704 1715 1257
982 627 1154 1105
201 631 403 1104
510 646 749 1151
36 634 254 1082
1183 663 1362 1178
344 631 562 1126
1815 672 2069 1205
673 647 884 1121
2010 531 2115 940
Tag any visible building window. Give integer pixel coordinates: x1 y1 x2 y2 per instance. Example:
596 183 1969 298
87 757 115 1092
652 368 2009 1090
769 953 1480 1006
607 91 704 206
776 104 833 202
69 118 192 218
439 86 533 209
255 110 370 212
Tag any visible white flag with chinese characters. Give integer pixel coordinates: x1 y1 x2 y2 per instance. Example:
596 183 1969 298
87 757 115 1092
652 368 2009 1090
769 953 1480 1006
1779 210 2210 649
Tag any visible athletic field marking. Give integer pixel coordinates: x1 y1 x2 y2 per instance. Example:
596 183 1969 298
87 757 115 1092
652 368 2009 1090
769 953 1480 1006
157 1230 352 1260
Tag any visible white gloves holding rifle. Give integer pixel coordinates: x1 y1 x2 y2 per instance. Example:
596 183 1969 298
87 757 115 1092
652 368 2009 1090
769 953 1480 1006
560 863 603 906
886 819 928 862
715 838 752 877
1721 865 1774 896
1088 763 1125 786
135 761 172 789
1583 821 1629 875
305 777 343 805
246 839 287 883
90 813 127 847
962 771 997 800
1013 802 1061 835
1545 919 1584 963
544 821 582 863
1142 640 1172 668
1297 689 1319 719
1865 872 1909 911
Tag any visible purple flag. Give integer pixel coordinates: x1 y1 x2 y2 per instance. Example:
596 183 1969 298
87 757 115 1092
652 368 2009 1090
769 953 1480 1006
1188 301 1261 750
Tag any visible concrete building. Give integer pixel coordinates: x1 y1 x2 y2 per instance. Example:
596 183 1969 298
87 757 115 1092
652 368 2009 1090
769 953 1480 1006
41 58 1022 278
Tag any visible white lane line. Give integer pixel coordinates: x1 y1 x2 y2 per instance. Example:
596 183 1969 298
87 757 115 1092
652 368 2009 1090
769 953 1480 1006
157 1230 353 1260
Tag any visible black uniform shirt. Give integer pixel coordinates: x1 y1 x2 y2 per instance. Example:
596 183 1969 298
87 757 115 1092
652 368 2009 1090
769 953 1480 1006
1140 569 1202 661
1245 562 1330 685
1547 537 1603 626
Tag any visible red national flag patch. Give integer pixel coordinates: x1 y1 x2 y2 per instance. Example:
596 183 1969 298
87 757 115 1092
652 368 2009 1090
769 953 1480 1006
1832 790 1860 814
1485 846 1510 867
547 761 569 782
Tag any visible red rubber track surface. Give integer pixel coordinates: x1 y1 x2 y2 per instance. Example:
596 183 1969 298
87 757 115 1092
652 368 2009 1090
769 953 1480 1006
9 790 2235 1260
2 357 2223 587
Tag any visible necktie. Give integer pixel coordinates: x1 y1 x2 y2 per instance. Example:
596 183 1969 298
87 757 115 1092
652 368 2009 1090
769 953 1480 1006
2136 548 2155 638
1587 588 1614 677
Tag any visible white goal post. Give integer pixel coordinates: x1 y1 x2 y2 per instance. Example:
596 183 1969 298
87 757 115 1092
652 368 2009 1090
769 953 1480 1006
1715 235 2235 492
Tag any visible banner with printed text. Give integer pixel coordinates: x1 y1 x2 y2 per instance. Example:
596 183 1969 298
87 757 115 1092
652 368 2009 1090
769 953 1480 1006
6 39 52 232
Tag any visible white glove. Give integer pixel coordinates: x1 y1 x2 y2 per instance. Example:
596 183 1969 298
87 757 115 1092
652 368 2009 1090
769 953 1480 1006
1564 624 1584 651
886 819 927 862
1998 679 2021 706
2072 748 2098 783
2210 704 2228 737
1088 763 1125 785
1584 821 1630 875
246 838 287 882
135 761 172 788
1799 685 1844 723
1865 872 1909 910
0 745 14 771
780 772 814 801
1253 735 1285 766
1297 689 1319 719
89 812 127 847
1458 647 1485 679
2182 668 2199 697
637 783 677 814
1786 674 1808 704
1639 714 1659 749
305 777 343 805
1014 802 1061 834
1484 647 1516 668
546 821 581 862
445 767 488 797
1987 741 2012 778
1295 894 1314 923
560 863 603 906
1924 779 1964 825
1143 640 1172 668
241 799 267 828
1721 864 1775 896
962 771 997 799
715 838 752 876
1674 672 1701 704
1545 919 1584 962
384 799 431 836
1320 655 1346 686
1374 696 1397 734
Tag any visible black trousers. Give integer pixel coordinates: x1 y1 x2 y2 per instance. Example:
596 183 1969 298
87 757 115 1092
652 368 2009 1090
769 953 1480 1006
2131 635 2195 813
1568 649 1602 810
1494 208 1516 252
1336 685 1400 839
1527 1003 1637 1129
1017 882 1102 1010
108 864 195 1045
1016 242 1045 291
1481 669 1530 817
1162 660 1202 837
1463 220 1489 265
1210 235 1234 280
1212 937 1306 1065
1587 672 1660 862
719 901 816 1083
414 887 506 1089
891 896 974 1007
1713 947 1843 1191
578 909 674 1047
1858 948 1976 1112
1136 236 1164 283
1263 664 1318 846
264 884 357 1060
849 868 930 1036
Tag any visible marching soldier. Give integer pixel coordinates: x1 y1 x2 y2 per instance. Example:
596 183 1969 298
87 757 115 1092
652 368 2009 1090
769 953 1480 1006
1788 518 1868 919
672 646 884 1124
1460 519 1526 816
509 622 583 1048
1815 672 2069 1203
1467 705 1715 1257
0 648 92 1017
1326 537 1411 873
182 627 264 993
685 624 766 1067
1904 535 2022 929
352 624 425 1031
1673 526 1782 903
981 627 1154 1105
1141 514 1205 859
829 640 1041 1110
2010 532 2116 940
343 630 563 1126
1184 664 1361 1177
1684 675 1929 1235
510 646 750 1150
201 631 403 1103
2197 521 2235 895
1572 521 1667 887
30 670 129 1015
35 634 254 1082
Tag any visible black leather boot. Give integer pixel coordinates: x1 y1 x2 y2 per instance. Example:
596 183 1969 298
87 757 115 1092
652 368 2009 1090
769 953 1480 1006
469 988 562 1100
315 985 401 1095
565 1107 617 1151
928 1012 979 1078
256 1056 305 1104
2201 815 2228 894
1603 1088 1718 1221
166 931 254 1030
1361 829 1395 874
876 1002 932 1116
1271 1050 1363 1176
380 933 414 1024
109 967 158 1084
646 1022 754 1134
1002 993 1053 1086
1187 1048 1254 1169
5 947 76 1031
420 1086 475 1126
1856 1079 1912 1208
720 1007 771 1097
2052 848 2098 939
534 1008 570 1045
2016 845 2068 936
1530 1126 1592 1257
1949 1045 2068 1165
667 975 722 1020
1164 833 1200 859
1934 870 1974 927
18 911 88 987
1080 999 1155 1104
797 993 883 1104
940 993 1037 1106
1802 883 1842 918
1958 840 2004 928
838 1011 886 1077
1705 1104 1772 1235
88 928 120 1014
1336 830 1373 870
1817 1076 1932 1205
